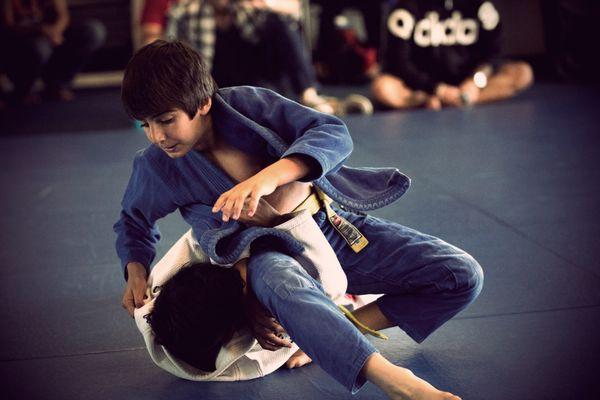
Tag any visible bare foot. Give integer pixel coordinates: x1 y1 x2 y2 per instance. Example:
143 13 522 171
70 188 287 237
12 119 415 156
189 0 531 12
363 354 461 400
386 368 461 400
425 96 442 111
284 348 312 369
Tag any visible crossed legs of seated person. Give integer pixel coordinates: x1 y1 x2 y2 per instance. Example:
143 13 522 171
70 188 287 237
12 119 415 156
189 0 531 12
371 61 534 110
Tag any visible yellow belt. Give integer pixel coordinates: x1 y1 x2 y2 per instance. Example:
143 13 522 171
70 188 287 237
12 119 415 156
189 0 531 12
293 188 369 253
292 190 324 216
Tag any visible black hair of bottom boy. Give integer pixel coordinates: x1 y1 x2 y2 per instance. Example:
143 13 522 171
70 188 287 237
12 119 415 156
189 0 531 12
147 263 246 372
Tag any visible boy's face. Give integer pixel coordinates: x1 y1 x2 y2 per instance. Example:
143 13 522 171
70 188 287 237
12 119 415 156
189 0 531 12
140 99 212 158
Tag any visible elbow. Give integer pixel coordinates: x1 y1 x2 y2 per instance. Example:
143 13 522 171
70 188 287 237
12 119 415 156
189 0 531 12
327 115 353 156
338 125 353 159
344 130 354 157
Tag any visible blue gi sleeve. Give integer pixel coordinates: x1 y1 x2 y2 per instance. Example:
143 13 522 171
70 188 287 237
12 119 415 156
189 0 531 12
220 86 354 182
113 152 179 280
184 203 305 266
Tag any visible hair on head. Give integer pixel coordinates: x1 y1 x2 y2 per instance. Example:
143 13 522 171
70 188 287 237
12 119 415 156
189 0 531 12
121 39 218 121
147 263 245 372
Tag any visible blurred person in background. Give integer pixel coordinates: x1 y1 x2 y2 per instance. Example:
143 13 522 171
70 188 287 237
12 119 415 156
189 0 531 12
139 0 372 115
372 0 533 110
0 0 106 105
311 0 384 84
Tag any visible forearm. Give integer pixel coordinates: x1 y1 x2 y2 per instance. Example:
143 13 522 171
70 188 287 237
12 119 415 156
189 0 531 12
114 214 161 279
126 261 147 280
116 232 158 272
54 13 69 33
50 0 70 32
259 155 312 187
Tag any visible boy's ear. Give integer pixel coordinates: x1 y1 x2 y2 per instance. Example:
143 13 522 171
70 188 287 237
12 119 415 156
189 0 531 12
198 97 212 116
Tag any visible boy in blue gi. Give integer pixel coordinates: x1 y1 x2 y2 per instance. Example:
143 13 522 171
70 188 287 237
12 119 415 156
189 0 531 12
115 40 483 400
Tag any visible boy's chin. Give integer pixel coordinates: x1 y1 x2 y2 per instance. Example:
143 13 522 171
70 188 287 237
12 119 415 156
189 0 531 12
164 147 190 158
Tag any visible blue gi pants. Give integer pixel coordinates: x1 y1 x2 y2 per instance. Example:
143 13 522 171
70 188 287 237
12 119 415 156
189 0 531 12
247 208 484 393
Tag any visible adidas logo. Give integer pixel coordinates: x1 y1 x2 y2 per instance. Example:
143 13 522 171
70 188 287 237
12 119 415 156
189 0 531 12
387 2 499 48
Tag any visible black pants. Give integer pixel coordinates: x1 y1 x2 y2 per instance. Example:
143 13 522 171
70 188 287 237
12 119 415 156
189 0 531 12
0 19 106 99
212 13 316 97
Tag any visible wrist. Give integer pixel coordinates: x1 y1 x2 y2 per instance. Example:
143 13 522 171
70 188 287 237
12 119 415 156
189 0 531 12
126 262 147 279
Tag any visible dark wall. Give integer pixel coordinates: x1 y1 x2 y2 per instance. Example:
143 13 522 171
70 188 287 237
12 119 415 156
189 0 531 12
494 0 599 83
494 0 545 58
540 0 600 83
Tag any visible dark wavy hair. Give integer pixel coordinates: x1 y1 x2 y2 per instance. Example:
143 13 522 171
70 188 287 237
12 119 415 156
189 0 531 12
121 39 218 121
146 263 245 372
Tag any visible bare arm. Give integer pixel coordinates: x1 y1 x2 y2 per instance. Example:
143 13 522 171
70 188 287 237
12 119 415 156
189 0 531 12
141 22 163 46
212 155 311 221
49 0 70 34
36 0 70 45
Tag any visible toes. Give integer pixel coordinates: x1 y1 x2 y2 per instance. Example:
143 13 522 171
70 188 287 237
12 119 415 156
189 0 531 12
442 392 461 400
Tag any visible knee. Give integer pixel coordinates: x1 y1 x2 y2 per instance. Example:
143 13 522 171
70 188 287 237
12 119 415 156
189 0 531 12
85 19 107 49
27 37 53 65
370 74 396 97
247 251 317 302
514 61 534 90
370 74 411 105
448 252 484 303
444 251 483 307
503 61 534 91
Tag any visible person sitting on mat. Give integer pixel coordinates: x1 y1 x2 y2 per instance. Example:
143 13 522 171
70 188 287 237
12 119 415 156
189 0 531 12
115 39 483 399
138 0 372 115
371 0 533 110
0 0 106 105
